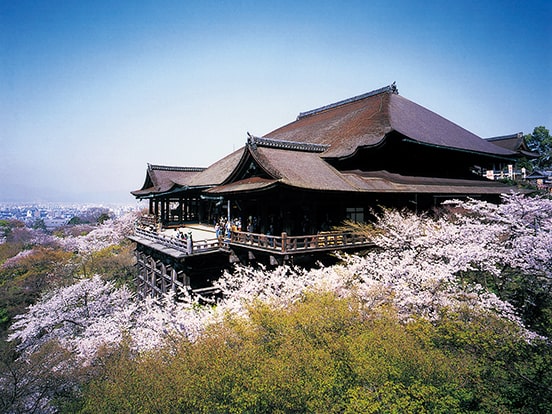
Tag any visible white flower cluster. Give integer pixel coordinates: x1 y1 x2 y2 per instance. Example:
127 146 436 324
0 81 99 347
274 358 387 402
56 212 137 255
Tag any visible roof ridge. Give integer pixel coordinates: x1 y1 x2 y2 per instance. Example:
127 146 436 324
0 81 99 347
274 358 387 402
297 82 398 120
247 134 329 153
147 163 206 172
485 132 523 142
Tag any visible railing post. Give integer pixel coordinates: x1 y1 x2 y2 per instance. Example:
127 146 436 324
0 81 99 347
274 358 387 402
281 232 287 253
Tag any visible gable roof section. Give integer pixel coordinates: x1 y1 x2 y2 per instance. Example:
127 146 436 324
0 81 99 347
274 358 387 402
131 164 205 197
206 136 357 195
264 84 517 159
486 133 539 158
252 143 355 191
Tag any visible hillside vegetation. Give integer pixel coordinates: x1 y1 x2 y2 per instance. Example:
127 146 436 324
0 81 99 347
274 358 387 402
1 194 551 413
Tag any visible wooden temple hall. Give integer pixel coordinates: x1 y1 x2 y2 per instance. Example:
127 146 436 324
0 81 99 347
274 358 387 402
130 83 530 299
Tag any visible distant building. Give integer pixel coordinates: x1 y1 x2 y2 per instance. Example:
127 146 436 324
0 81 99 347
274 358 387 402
526 169 552 192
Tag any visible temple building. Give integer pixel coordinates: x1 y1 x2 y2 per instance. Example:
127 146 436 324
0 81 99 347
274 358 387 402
133 83 525 233
130 83 528 298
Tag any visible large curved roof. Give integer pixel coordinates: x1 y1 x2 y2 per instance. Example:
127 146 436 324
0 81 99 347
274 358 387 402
132 84 522 199
264 84 516 159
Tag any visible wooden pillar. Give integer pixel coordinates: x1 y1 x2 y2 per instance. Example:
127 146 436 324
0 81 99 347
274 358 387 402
161 199 166 225
281 232 287 253
171 267 177 292
184 197 189 221
160 263 167 294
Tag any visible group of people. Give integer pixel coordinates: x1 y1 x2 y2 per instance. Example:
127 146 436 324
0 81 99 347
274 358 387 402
213 216 277 246
173 228 193 254
214 216 263 240
214 217 239 241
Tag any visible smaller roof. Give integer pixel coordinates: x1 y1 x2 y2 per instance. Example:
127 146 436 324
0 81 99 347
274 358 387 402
203 136 520 197
226 136 356 191
131 164 205 198
486 133 539 158
250 140 355 191
342 170 519 194
206 177 278 195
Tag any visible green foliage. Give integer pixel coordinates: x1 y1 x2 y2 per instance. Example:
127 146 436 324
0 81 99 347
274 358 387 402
0 247 74 340
67 216 83 225
84 243 136 285
32 218 47 231
96 213 111 224
74 292 551 413
0 242 23 266
524 126 551 171
458 266 552 338
0 307 9 327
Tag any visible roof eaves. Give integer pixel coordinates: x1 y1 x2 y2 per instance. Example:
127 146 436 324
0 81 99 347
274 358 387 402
401 137 518 160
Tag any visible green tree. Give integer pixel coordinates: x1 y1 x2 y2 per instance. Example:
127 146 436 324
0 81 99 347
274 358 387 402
32 218 47 232
0 247 74 339
75 292 551 413
525 126 551 170
67 216 83 225
96 213 111 224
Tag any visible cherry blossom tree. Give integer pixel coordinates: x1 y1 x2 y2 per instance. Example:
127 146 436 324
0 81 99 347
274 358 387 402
56 211 137 255
10 194 550 365
4 194 551 411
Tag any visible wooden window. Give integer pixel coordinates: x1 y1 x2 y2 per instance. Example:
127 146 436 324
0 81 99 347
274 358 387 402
346 207 364 223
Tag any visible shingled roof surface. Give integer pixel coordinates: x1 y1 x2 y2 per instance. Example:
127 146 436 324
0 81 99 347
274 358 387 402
187 148 244 187
264 85 517 159
251 145 355 191
388 94 515 156
131 165 205 196
264 89 392 158
132 84 523 199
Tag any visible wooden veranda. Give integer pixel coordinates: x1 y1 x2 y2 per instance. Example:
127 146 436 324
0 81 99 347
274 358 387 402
131 224 372 258
129 220 373 299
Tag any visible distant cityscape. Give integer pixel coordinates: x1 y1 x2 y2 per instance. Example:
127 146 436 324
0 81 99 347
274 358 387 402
0 202 142 231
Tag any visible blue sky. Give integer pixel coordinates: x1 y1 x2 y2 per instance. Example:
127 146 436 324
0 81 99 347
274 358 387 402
1 0 550 203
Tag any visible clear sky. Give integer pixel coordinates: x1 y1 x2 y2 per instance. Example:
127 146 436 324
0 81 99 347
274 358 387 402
1 0 551 203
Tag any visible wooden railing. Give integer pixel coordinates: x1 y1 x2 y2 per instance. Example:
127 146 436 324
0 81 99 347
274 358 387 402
137 214 157 229
133 227 221 254
133 226 372 257
229 231 372 254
